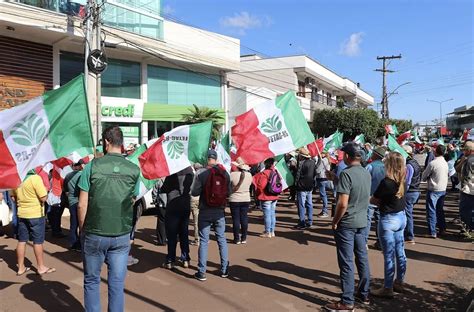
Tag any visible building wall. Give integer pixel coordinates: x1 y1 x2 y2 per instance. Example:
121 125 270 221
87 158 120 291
0 35 53 111
228 68 297 95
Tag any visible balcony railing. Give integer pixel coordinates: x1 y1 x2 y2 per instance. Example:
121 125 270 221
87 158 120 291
16 0 85 16
297 92 337 107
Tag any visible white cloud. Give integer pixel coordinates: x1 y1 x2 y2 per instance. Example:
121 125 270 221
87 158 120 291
220 12 272 35
339 32 364 57
162 4 175 15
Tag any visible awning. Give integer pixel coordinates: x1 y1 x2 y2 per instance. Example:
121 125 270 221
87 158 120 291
142 103 225 122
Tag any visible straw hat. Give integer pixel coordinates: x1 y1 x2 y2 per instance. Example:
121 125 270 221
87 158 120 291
231 157 250 170
297 147 311 158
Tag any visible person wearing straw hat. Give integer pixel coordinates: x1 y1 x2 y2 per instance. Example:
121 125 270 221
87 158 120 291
229 158 253 244
294 147 317 230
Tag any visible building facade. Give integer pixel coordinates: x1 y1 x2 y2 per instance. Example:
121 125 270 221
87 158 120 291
0 0 239 144
446 105 474 135
227 54 374 126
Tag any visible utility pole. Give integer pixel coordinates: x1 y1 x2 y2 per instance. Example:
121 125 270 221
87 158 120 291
375 54 402 119
427 98 453 126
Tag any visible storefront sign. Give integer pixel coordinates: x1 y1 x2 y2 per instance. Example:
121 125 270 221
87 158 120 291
101 97 144 123
120 126 139 137
0 82 29 108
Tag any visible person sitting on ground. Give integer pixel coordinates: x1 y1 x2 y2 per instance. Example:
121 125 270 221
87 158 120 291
11 171 56 276
229 158 252 245
253 158 280 238
370 152 408 299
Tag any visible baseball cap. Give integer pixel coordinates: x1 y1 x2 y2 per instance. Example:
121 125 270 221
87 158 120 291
207 150 218 160
341 142 363 158
402 145 413 155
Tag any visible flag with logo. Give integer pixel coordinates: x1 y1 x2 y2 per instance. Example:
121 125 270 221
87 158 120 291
231 91 314 165
388 135 408 159
127 141 159 199
385 124 399 136
275 156 294 190
139 121 212 179
323 131 343 153
412 130 422 144
354 134 365 145
397 131 412 144
0 75 94 190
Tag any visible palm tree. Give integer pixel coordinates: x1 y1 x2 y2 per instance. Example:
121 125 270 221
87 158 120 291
182 104 224 140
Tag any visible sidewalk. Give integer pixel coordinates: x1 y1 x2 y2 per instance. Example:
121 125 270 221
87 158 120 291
0 184 472 311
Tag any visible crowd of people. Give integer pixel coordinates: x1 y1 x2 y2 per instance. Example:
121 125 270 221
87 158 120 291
1 125 473 312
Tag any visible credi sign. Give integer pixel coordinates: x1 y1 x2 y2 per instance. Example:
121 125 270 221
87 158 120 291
101 98 144 123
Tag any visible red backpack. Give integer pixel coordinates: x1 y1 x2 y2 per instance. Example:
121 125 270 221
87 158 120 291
204 165 228 207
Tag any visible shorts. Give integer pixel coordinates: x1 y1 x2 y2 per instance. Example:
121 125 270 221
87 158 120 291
18 217 45 244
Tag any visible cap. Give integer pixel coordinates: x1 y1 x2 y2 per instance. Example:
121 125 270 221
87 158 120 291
402 145 413 155
231 157 251 170
207 150 218 160
373 146 387 158
297 147 311 158
341 142 363 158
73 159 85 166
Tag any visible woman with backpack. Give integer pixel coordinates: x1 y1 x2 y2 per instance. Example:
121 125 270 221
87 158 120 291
253 158 280 238
229 158 253 244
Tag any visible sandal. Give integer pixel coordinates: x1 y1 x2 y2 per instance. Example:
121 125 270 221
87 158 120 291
38 267 56 275
17 267 31 276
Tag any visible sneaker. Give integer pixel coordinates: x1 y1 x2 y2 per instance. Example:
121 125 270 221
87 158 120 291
220 262 229 278
406 239 415 245
69 243 82 252
372 241 382 250
127 256 139 266
393 280 404 293
270 232 275 238
324 301 354 311
241 240 247 244
294 224 306 230
234 239 242 245
370 286 394 298
194 272 207 281
182 260 189 269
260 232 272 238
318 212 330 218
355 293 370 305
305 224 312 229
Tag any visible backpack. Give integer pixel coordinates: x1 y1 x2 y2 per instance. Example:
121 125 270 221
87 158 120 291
265 169 283 195
204 166 228 207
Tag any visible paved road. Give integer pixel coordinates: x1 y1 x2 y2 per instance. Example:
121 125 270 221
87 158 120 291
0 182 472 311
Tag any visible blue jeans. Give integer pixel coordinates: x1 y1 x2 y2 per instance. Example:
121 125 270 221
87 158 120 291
378 211 407 288
165 197 191 262
82 233 130 312
404 192 420 240
297 191 313 226
426 191 446 236
197 209 228 274
261 200 277 234
230 202 250 241
317 180 330 214
365 205 379 244
334 227 370 305
69 203 79 247
459 193 474 231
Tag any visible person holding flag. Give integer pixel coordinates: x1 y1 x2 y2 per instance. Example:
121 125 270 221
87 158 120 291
294 148 317 229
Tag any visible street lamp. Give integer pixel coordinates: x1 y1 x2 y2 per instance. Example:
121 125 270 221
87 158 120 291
387 82 411 99
427 98 454 125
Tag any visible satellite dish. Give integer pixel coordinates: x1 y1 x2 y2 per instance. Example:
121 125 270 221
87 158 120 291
87 49 108 74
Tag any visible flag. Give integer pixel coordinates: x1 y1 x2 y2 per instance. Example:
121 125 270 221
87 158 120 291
307 138 324 157
437 137 445 146
275 156 294 190
127 141 159 199
0 75 94 190
385 124 399 136
323 131 343 153
412 130 421 144
354 134 365 145
388 135 409 159
462 128 471 141
231 91 314 165
139 121 212 179
397 131 412 144
216 142 231 173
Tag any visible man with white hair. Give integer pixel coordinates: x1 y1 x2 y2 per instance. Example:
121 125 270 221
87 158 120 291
402 145 422 244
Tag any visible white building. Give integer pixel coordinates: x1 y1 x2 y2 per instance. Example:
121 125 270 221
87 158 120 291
0 1 240 144
227 54 374 126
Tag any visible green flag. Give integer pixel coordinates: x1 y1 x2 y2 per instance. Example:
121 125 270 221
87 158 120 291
388 135 408 159
354 134 365 145
275 156 294 189
324 130 344 153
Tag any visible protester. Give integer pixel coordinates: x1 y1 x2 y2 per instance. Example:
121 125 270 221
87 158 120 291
162 166 194 269
2 190 18 238
422 144 449 238
424 145 435 167
403 145 422 244
286 152 298 201
191 150 231 281
370 152 408 298
47 176 66 239
365 146 386 247
446 143 459 190
190 163 204 246
128 201 142 266
152 179 167 246
315 151 331 218
253 158 280 238
11 172 56 276
456 141 474 235
63 160 85 251
294 147 317 229
229 158 252 244
78 126 140 311
325 142 371 311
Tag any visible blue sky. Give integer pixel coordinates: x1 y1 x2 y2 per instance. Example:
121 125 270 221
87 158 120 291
162 0 473 124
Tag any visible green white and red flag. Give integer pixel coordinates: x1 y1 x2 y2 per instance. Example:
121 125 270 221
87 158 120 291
385 124 399 136
397 131 412 144
307 138 324 157
353 134 365 145
231 91 314 165
127 141 158 199
323 130 343 153
0 75 94 190
412 130 422 144
388 135 409 159
139 121 212 179
275 156 294 190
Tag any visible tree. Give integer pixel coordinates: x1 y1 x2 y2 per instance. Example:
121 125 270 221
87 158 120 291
386 118 413 134
182 104 224 140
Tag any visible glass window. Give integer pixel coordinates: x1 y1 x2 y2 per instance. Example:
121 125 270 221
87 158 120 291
60 52 84 86
147 65 221 108
102 59 141 99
